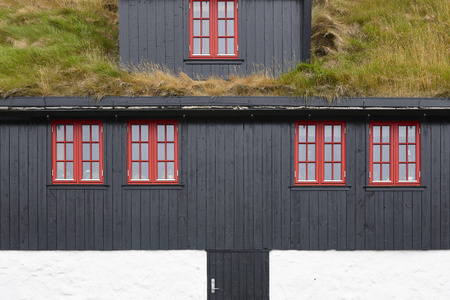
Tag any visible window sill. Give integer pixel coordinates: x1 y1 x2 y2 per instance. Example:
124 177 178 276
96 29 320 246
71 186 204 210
184 59 244 65
364 186 426 191
290 186 352 191
47 185 110 190
122 184 185 190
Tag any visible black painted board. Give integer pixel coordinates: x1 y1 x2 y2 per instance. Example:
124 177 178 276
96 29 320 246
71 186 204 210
375 191 384 250
337 191 347 250
146 0 157 63
18 124 29 249
9 124 19 249
197 122 207 249
173 0 184 71
273 0 283 73
246 252 255 299
238 252 247 297
137 0 147 65
299 192 310 250
318 191 328 250
440 124 450 248
345 122 356 249
271 124 282 249
253 123 264 249
280 122 291 249
246 0 256 74
328 191 338 249
223 252 232 299
403 191 413 249
150 189 160 249
75 190 85 250
168 190 178 249
355 123 366 249
255 1 265 68
85 190 95 249
290 192 300 249
393 191 403 250
364 191 375 249
291 0 302 66
47 189 57 250
187 122 198 248
420 121 431 249
264 0 274 74
215 124 226 249
160 190 169 249
234 123 245 249
131 189 141 249
155 0 165 64
66 189 76 250
282 0 292 70
384 191 394 249
140 189 150 249
206 123 216 249
56 190 66 250
309 190 319 249
118 0 129 65
129 0 138 66
165 0 174 70
231 252 239 299
122 189 132 249
412 191 422 249
111 122 124 250
0 125 10 249
28 123 38 250
94 189 104 250
37 122 48 250
431 123 441 248
224 124 235 249
177 121 188 249
243 122 255 249
262 124 272 249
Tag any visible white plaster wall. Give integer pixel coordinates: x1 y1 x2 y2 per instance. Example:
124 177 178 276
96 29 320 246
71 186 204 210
271 250 450 300
0 250 206 300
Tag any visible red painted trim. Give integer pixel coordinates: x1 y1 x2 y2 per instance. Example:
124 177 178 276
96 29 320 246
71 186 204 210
294 121 346 186
369 121 421 186
127 120 179 185
189 0 239 59
52 120 104 184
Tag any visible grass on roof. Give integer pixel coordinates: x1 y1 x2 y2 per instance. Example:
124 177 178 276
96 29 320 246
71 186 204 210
0 0 448 99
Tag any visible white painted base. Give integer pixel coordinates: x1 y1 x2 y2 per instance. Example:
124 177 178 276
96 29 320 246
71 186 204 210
271 250 450 300
0 251 206 300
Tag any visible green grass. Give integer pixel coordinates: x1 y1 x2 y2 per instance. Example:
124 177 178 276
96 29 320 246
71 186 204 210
0 0 448 99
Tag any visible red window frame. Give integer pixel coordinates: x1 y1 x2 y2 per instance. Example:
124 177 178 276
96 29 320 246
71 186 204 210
369 122 421 186
295 121 346 185
127 120 179 184
189 0 239 59
52 120 104 184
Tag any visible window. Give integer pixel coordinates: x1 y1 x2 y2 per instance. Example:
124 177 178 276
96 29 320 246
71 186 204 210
295 121 346 185
52 120 104 184
127 120 179 184
189 0 238 59
369 122 420 186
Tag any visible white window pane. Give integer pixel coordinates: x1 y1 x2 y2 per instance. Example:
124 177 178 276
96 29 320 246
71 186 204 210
132 143 139 160
91 125 99 142
193 1 200 18
408 126 416 143
298 163 306 180
324 163 332 180
66 162 73 179
324 144 332 161
382 164 390 181
373 145 380 162
141 162 149 179
132 162 140 179
158 162 166 179
57 143 64 160
202 1 209 18
227 38 234 54
92 162 100 179
66 143 73 161
202 38 209 54
298 144 306 161
56 125 64 141
373 164 380 181
194 20 201 36
399 164 407 180
382 126 390 143
227 1 234 17
158 143 165 160
333 125 341 142
298 125 306 142
324 125 332 142
141 125 148 142
334 163 341 180
56 162 64 179
308 163 315 180
399 126 406 143
167 125 175 142
382 145 390 162
83 143 90 160
193 38 201 54
408 164 416 180
141 143 148 160
408 145 416 162
131 125 140 141
157 125 165 141
218 20 225 36
83 162 90 179
218 38 226 54
202 20 209 36
373 126 380 143
227 20 234 36
92 143 99 161
333 144 341 161
218 1 225 18
167 162 175 179
66 125 73 142
167 143 175 160
308 144 315 161
82 125 90 142
399 145 406 162
308 125 315 142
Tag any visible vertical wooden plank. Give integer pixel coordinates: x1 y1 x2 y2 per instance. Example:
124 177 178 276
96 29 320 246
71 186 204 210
231 252 239 299
246 0 256 73
28 123 38 250
47 189 57 250
328 191 338 249
290 192 300 249
75 190 85 250
291 0 302 68
412 191 422 249
431 123 441 248
215 123 226 249
262 124 272 249
253 122 263 249
0 124 10 249
9 124 19 249
94 189 104 250
337 191 347 250
238 251 247 297
160 190 169 249
129 0 139 65
355 122 366 249
299 192 310 249
223 252 232 299
85 190 95 250
37 122 48 250
56 190 66 250
18 124 29 250
168 190 178 249
141 190 150 249
131 190 141 249
393 191 403 250
309 190 319 249
403 191 413 249
138 0 147 64
156 0 165 63
112 122 124 250
206 123 216 249
173 0 184 70
101 121 112 250
244 122 255 249
384 191 394 249
118 0 130 66
264 0 274 74
123 189 132 249
247 252 255 299
177 122 188 249
273 0 283 73
271 124 282 249
66 190 76 250
254 0 265 68
420 120 431 249
234 123 245 249
197 122 207 249
187 122 198 248
150 190 160 249
375 192 384 250
281 122 292 248
224 124 235 249
364 191 375 250
345 122 356 249
282 0 292 71
147 0 157 63
318 191 328 250
440 123 450 248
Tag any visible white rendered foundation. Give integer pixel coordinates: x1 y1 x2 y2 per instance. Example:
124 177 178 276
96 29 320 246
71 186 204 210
271 250 450 300
0 251 206 300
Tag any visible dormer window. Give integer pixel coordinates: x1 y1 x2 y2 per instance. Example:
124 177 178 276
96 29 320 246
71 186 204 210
189 0 239 59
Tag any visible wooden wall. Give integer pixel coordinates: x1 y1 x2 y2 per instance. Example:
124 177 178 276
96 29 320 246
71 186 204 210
119 0 309 77
0 118 449 250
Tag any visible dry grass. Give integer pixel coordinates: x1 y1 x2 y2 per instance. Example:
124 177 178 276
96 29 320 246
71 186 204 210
0 0 448 99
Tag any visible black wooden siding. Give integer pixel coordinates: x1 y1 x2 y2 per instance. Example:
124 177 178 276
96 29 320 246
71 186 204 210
0 118 449 250
119 0 310 77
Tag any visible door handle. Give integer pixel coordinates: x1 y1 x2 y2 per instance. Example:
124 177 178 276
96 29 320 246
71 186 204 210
211 278 219 294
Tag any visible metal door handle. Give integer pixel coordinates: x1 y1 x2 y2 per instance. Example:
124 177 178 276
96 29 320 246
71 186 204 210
211 278 219 293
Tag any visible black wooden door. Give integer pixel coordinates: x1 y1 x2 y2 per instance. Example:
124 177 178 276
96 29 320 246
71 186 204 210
207 250 269 300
